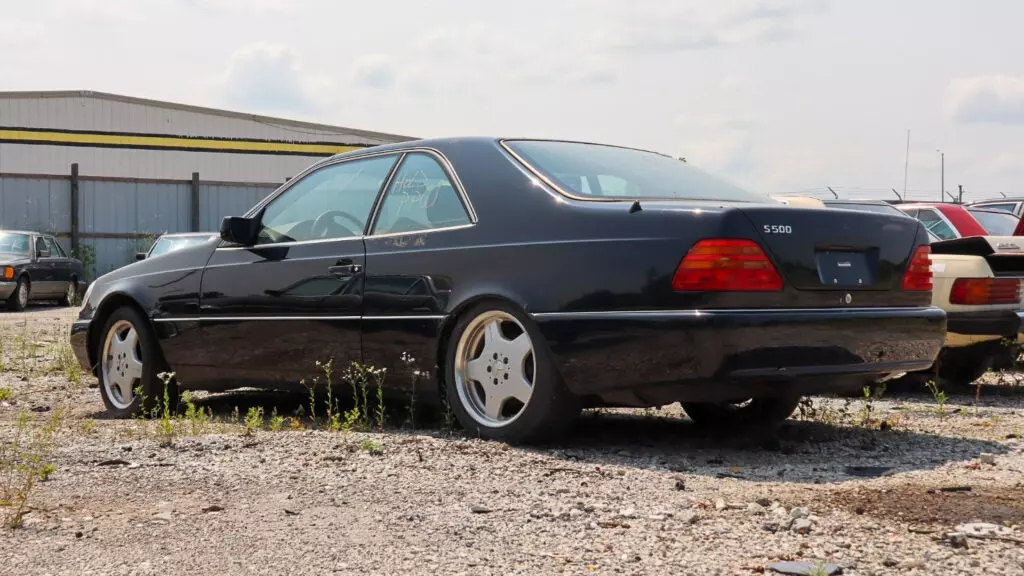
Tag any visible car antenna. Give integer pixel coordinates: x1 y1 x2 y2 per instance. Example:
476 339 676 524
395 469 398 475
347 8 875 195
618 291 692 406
629 199 643 213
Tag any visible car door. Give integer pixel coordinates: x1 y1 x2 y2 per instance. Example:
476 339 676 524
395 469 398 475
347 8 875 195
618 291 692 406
360 151 476 392
29 235 58 297
42 236 70 290
198 152 402 388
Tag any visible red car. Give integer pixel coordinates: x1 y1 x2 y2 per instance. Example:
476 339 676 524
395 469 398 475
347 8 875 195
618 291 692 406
896 203 1024 240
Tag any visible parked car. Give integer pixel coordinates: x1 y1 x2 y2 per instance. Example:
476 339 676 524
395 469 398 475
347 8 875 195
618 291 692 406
136 232 219 261
895 202 1024 239
967 197 1024 218
69 137 946 443
0 230 85 311
823 199 1024 385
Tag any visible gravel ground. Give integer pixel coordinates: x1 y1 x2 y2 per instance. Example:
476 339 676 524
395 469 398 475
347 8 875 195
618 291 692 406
1 306 1023 576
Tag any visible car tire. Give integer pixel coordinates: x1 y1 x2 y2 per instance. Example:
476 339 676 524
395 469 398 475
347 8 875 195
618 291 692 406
444 301 581 444
97 306 178 418
682 395 802 432
59 280 77 307
5 276 29 311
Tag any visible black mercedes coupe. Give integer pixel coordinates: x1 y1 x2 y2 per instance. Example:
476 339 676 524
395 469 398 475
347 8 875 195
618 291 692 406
69 137 946 443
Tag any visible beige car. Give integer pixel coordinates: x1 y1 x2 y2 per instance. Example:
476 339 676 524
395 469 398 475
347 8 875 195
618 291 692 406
774 196 1024 385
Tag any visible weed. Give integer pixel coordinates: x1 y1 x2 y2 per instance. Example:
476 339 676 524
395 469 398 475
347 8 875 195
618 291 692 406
181 391 211 436
301 377 316 424
287 417 304 431
859 382 886 427
375 380 386 432
80 419 97 435
796 397 852 427
153 372 177 447
1 407 65 529
400 352 419 429
340 361 386 432
268 408 285 432
360 438 383 455
925 379 949 418
53 338 82 385
0 388 11 402
244 406 265 436
231 406 240 425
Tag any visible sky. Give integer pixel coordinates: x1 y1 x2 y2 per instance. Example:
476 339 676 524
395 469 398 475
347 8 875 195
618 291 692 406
3 0 1024 202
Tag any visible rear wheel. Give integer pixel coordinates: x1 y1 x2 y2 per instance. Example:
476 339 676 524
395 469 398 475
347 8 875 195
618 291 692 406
682 395 801 432
6 277 29 311
444 302 580 444
97 306 178 418
60 280 77 307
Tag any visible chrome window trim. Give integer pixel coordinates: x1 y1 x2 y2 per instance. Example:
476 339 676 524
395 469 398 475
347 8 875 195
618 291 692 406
217 146 478 251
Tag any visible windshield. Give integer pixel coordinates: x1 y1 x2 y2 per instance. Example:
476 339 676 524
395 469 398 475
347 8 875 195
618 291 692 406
968 209 1020 236
825 202 906 217
148 235 215 258
503 140 768 203
0 232 31 256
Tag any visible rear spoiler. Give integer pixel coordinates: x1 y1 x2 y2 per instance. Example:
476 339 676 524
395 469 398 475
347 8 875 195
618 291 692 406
930 236 1024 256
931 236 1024 276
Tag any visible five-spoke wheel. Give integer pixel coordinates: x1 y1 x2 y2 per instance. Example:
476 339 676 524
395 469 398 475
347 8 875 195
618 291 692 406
97 307 177 417
445 302 579 443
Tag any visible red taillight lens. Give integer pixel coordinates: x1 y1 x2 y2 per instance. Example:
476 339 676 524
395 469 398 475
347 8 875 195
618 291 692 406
949 278 1022 305
672 239 783 291
901 246 933 291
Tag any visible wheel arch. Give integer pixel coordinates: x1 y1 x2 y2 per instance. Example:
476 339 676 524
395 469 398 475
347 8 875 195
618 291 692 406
86 292 152 370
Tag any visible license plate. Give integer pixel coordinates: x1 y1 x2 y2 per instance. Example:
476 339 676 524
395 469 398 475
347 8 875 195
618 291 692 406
815 250 876 287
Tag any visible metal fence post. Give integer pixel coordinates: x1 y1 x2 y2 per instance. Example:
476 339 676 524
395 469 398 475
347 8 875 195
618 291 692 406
191 172 200 232
70 163 80 253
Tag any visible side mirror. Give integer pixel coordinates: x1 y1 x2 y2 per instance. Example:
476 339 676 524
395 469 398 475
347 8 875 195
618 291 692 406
220 216 260 246
135 252 147 261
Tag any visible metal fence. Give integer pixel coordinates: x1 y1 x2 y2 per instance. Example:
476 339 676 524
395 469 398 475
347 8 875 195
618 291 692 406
0 164 278 278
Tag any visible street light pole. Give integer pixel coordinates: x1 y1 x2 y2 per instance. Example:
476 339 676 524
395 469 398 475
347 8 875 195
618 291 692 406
937 149 945 201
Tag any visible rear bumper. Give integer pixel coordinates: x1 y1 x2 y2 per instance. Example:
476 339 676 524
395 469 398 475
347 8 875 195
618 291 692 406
70 319 93 372
534 306 946 401
945 310 1024 344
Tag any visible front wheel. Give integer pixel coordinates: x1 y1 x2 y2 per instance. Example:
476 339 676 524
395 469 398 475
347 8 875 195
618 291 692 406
6 277 29 311
97 306 178 418
682 395 802 433
444 302 580 444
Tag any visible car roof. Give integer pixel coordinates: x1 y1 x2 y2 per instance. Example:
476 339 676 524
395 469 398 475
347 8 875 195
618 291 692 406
0 229 46 236
314 136 674 166
822 199 892 205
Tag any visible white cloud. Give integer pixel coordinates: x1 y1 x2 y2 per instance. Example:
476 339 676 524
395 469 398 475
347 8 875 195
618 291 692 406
351 54 397 90
214 43 327 118
948 75 1024 125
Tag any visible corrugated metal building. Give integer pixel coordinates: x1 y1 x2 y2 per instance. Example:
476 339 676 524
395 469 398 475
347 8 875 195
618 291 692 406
0 90 415 275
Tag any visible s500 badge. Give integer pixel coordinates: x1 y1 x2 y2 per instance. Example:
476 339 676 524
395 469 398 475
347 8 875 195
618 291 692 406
763 225 792 234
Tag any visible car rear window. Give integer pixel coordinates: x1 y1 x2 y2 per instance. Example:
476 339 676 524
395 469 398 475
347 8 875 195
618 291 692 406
502 140 768 203
968 208 1020 236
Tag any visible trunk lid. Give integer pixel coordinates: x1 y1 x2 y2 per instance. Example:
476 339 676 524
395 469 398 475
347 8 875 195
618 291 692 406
738 205 923 291
931 235 1024 276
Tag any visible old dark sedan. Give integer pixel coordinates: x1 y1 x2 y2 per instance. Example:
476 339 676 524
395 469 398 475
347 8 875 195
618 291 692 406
70 137 946 443
1 230 84 311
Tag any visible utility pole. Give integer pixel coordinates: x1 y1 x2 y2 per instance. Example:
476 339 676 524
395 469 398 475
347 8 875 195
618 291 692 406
937 149 944 201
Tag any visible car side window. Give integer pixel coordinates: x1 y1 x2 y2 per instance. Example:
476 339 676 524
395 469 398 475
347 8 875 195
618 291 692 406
35 237 49 257
917 209 958 240
43 237 62 257
371 153 471 235
977 203 1017 213
257 154 400 245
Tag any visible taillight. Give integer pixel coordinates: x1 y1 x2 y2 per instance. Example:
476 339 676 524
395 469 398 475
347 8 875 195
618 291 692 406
672 239 783 291
949 278 1022 305
901 246 932 291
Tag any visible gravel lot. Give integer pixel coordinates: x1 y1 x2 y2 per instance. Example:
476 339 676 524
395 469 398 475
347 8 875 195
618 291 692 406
1 306 1023 576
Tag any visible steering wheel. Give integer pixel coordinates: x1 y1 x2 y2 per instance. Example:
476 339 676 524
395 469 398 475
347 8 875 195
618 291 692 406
310 210 364 238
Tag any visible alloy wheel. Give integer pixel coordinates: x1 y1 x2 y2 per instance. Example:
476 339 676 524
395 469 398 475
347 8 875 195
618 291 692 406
454 310 536 427
102 320 144 410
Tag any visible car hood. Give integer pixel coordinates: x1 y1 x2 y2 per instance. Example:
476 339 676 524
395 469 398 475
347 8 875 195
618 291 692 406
0 254 30 266
92 237 218 287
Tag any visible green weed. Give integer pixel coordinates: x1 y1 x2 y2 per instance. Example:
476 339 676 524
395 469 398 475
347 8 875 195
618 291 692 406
1 407 65 529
